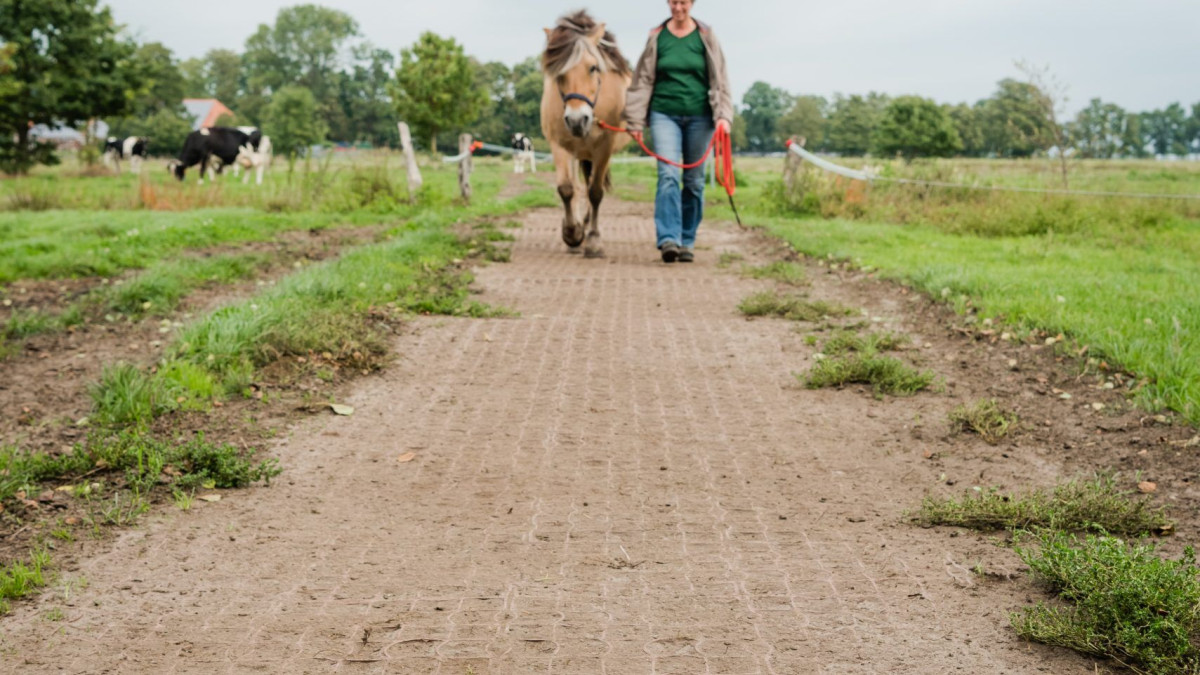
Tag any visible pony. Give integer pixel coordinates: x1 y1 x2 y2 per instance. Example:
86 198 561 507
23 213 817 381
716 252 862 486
540 11 632 258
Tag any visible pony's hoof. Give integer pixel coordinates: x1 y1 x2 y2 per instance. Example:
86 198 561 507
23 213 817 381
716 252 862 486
583 247 605 259
562 228 585 248
566 246 582 255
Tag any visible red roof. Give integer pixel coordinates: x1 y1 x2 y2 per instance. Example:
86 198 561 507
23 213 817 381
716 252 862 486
182 99 236 129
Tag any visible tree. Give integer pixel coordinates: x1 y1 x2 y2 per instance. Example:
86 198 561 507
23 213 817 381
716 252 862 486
946 103 985 157
872 96 961 160
0 0 139 173
243 4 360 133
332 45 396 147
264 85 327 158
1141 103 1190 157
1190 102 1200 156
1072 98 1127 159
109 107 193 158
778 95 827 149
127 42 185 116
391 32 485 152
1119 112 1147 158
977 79 1054 158
1017 61 1072 187
826 93 889 155
740 81 793 152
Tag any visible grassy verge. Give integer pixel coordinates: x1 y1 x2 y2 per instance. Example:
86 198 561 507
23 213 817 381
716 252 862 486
736 161 1200 424
915 474 1172 536
1013 530 1200 675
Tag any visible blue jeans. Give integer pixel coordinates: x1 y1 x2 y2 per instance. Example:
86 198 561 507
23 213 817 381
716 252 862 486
650 110 713 250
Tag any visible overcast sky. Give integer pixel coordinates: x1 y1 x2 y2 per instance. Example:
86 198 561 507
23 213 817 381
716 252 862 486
106 0 1198 115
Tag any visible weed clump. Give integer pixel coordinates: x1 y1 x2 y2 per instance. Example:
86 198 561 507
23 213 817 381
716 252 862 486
738 290 852 322
805 352 934 397
1012 530 1200 674
915 474 1173 536
0 549 51 615
821 330 909 356
88 363 179 427
949 399 1018 444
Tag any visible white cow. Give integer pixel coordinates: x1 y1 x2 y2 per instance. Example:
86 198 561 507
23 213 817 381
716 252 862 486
233 126 272 185
511 133 536 174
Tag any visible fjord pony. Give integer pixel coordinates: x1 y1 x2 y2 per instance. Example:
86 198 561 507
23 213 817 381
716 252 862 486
541 11 631 257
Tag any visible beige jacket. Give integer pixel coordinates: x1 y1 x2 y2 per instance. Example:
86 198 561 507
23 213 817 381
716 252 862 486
622 19 734 132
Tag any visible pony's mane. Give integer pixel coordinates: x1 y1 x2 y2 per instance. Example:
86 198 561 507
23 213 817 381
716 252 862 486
542 10 631 78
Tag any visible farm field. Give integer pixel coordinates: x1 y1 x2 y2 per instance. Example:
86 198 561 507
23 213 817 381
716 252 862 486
1 153 1199 672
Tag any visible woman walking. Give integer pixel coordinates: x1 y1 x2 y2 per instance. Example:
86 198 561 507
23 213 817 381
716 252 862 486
624 0 734 263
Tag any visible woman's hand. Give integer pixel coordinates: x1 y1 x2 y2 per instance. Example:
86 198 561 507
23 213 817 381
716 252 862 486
629 129 643 145
716 119 731 134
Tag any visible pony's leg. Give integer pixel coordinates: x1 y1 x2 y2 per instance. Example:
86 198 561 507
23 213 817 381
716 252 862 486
552 145 584 249
583 154 612 259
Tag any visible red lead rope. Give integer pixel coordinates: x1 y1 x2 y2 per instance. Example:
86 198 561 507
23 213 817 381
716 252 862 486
597 120 736 198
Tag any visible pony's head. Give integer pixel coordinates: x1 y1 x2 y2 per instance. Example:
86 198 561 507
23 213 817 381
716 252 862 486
543 11 630 138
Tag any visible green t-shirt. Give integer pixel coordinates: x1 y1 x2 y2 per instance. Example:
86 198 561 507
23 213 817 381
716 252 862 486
650 27 711 117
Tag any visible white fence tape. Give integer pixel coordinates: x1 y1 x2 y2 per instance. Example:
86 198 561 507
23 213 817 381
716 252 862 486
786 143 1200 201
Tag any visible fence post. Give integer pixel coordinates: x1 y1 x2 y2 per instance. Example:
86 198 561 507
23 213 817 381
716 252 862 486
783 135 806 192
398 122 423 202
458 133 473 205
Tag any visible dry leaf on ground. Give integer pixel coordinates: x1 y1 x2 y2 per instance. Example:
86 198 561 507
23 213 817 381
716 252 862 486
397 452 416 463
330 404 355 416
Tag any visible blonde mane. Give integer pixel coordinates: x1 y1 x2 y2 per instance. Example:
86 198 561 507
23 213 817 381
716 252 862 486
542 10 631 78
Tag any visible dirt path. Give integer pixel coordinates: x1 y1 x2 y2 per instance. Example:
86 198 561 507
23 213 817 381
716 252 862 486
1 198 1110 673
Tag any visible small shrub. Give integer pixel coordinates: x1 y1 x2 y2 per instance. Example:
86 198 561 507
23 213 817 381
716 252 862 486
173 435 281 489
821 330 909 356
0 549 51 615
949 399 1018 444
915 474 1173 536
1013 530 1200 674
804 352 935 397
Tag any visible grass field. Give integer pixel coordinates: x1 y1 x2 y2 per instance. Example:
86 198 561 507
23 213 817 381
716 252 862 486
613 155 1200 424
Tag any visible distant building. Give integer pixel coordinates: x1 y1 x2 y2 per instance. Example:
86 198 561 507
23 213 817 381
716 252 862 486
182 99 236 130
28 120 109 149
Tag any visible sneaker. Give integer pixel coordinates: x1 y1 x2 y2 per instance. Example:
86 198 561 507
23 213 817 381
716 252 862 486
660 241 680 263
678 249 694 263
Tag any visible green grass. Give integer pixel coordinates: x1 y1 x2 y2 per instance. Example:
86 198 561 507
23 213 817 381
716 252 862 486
820 330 910 356
738 290 853 322
915 474 1173 536
0 431 279 504
88 363 179 428
104 254 266 317
1013 530 1200 674
742 261 808 285
804 351 935 397
0 549 51 615
713 155 1200 424
949 399 1018 444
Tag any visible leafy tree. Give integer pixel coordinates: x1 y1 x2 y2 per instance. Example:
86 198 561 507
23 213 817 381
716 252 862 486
243 4 359 133
977 79 1054 158
826 93 889 155
264 85 327 158
391 32 485 152
332 45 396 147
1119 112 1147 158
778 95 827 150
740 81 794 152
0 0 139 173
109 107 194 158
1141 103 1190 157
1190 103 1200 155
127 42 185 116
946 103 985 157
1072 98 1127 159
872 96 961 160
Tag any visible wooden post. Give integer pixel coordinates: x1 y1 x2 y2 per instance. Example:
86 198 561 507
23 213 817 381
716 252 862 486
783 135 806 192
458 133 473 205
398 122 422 202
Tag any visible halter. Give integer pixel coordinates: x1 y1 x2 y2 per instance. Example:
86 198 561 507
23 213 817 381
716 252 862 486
559 71 602 111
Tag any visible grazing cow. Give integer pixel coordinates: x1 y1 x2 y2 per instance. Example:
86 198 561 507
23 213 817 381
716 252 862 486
104 136 148 174
232 126 273 185
511 133 536 174
167 127 251 183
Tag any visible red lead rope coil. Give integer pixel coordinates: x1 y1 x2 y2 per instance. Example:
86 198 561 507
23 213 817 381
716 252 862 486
597 120 735 197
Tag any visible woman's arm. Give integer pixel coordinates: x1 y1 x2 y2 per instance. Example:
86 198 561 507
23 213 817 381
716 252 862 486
704 27 735 128
622 31 659 133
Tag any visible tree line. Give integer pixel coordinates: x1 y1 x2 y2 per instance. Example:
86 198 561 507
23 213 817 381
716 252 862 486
3 1 1198 174
736 79 1200 160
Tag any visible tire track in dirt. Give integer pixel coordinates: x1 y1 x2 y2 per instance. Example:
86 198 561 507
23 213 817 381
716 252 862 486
0 197 1112 673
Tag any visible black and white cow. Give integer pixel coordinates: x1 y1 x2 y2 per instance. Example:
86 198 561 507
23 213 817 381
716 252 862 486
104 136 148 174
511 133 536 174
167 127 252 183
232 126 273 185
